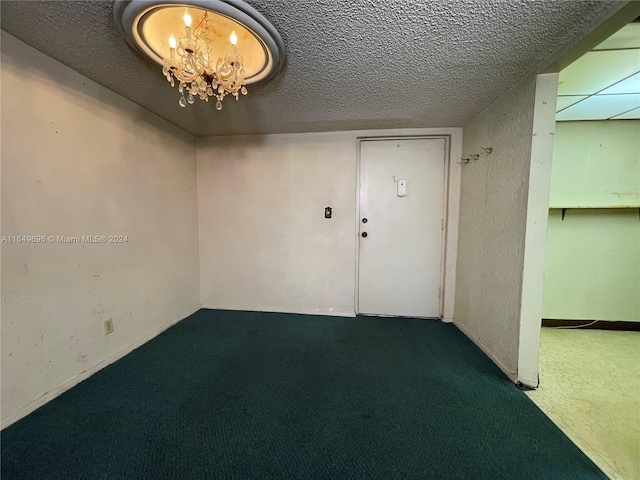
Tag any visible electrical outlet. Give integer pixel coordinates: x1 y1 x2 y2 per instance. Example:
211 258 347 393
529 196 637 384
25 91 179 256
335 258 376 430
103 318 114 335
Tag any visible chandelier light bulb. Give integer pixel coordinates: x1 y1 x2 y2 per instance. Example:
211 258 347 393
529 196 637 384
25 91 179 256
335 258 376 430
159 11 250 110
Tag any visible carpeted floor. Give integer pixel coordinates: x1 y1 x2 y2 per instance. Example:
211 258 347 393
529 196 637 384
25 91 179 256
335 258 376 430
1 309 606 479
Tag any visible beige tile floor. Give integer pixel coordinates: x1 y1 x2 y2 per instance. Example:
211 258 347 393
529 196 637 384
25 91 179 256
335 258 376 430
526 328 640 480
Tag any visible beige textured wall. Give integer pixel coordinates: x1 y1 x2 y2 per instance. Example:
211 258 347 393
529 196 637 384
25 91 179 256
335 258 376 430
454 73 537 380
549 121 640 208
543 209 640 322
197 129 462 318
198 132 358 316
1 33 200 427
543 120 640 322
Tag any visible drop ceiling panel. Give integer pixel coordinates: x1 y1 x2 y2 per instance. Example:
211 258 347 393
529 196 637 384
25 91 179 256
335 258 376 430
610 107 640 119
556 93 640 121
556 95 589 111
598 72 640 95
593 22 640 50
558 49 640 96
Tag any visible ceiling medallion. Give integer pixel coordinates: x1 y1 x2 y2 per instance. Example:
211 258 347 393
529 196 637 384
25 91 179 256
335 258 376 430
114 0 285 110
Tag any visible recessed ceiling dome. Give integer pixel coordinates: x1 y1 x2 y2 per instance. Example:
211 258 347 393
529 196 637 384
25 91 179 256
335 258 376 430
114 0 285 109
114 0 285 84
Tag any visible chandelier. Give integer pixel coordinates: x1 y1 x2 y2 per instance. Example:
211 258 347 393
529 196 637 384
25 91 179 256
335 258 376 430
163 11 247 110
114 0 286 112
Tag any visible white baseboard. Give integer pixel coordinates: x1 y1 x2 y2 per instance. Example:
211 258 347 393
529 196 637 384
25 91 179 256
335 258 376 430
441 317 454 323
1 306 201 430
200 305 357 318
453 320 518 383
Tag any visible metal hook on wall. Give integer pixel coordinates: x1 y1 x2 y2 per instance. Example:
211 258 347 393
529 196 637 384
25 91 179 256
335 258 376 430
458 147 493 166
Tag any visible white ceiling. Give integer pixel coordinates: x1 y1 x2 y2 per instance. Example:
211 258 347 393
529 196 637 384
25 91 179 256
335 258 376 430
557 22 640 121
0 1 633 135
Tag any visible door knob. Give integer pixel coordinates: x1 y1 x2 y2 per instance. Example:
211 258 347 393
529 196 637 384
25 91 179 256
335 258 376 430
362 218 368 223
361 232 368 238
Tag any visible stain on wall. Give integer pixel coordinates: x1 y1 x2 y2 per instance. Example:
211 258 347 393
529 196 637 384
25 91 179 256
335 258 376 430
1 33 200 427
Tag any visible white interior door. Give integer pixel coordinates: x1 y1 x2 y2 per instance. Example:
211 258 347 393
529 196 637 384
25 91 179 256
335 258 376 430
358 138 446 318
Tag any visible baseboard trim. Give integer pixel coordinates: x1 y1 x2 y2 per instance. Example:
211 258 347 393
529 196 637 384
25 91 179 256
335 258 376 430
542 319 640 331
453 320 518 383
1 306 201 430
441 317 454 324
200 305 357 318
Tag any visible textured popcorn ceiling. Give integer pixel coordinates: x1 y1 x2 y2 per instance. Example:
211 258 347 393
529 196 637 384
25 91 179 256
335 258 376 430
0 0 624 136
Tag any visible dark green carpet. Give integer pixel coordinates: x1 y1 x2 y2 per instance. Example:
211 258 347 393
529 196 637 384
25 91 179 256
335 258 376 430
2 309 605 479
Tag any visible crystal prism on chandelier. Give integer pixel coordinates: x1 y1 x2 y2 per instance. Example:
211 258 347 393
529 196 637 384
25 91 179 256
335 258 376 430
162 10 248 110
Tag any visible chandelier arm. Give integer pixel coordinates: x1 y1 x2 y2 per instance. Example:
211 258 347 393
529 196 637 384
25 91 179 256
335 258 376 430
193 11 207 31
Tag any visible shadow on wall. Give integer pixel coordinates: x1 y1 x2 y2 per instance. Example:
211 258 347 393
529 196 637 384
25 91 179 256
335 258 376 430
1 33 191 141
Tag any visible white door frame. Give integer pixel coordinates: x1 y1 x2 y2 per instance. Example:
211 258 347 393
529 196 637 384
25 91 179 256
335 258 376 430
355 135 453 318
